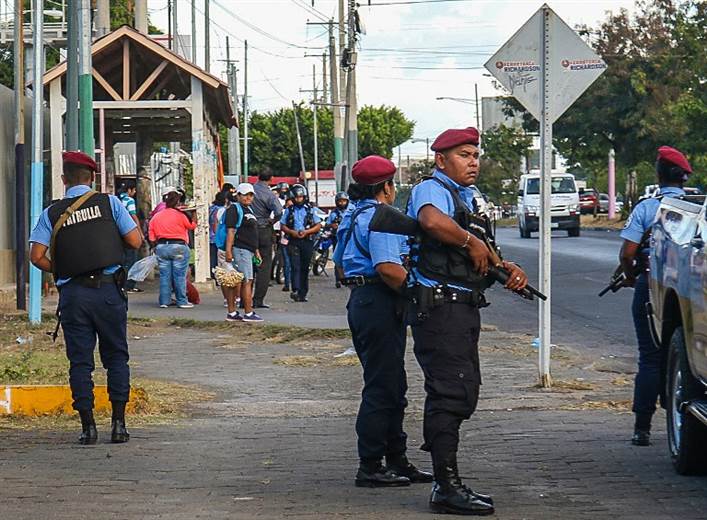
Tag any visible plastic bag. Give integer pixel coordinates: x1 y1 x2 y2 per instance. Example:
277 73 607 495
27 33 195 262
127 254 158 282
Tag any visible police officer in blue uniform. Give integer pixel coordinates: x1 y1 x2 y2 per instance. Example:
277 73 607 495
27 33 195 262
407 128 527 515
280 184 322 302
29 151 143 445
619 145 691 447
336 155 432 488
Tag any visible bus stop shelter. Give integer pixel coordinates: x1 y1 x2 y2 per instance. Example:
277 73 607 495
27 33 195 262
43 25 236 282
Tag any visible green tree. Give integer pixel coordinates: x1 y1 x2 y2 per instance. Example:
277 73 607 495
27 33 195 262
225 104 415 177
501 0 707 193
476 125 532 204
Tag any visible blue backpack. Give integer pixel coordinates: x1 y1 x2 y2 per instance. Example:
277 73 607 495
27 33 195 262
214 204 243 250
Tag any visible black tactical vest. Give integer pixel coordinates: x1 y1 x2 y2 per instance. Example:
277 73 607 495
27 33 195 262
48 193 125 279
234 206 259 253
414 177 493 291
286 204 315 230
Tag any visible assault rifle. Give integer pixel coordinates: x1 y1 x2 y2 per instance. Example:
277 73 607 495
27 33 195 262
368 204 546 301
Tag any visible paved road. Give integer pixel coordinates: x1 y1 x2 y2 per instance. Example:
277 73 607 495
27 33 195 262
483 227 635 356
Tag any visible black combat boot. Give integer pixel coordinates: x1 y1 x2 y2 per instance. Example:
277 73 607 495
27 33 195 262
110 401 130 444
355 458 411 488
631 414 651 446
386 453 433 483
78 409 98 445
429 454 494 516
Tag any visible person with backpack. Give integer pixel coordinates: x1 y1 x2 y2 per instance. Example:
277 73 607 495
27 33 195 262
209 191 228 279
280 184 322 302
216 183 263 322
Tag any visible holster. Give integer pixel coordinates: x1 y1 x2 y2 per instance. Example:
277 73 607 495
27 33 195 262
405 283 486 324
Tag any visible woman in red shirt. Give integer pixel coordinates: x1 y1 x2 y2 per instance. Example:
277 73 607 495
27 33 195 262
148 192 197 308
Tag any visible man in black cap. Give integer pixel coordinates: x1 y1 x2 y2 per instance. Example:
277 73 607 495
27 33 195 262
406 128 528 515
250 167 283 308
29 151 143 445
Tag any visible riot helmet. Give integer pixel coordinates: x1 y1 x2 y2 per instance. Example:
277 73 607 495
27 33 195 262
335 191 349 210
290 184 308 206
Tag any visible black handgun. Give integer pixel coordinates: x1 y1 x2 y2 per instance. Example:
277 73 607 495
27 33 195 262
598 265 637 297
369 205 547 301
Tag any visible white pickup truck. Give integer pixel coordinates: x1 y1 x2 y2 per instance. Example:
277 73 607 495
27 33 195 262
516 173 581 238
648 194 707 474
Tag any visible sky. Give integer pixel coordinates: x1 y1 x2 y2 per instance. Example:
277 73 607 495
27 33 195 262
148 0 640 161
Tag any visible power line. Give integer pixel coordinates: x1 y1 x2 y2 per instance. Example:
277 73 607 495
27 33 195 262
290 0 329 22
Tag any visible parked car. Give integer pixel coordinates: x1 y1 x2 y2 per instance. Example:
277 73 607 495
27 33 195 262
579 188 599 214
517 173 580 238
649 194 707 474
598 193 624 213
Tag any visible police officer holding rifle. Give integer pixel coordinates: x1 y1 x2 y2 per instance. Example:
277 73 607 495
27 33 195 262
618 146 690 447
402 127 528 515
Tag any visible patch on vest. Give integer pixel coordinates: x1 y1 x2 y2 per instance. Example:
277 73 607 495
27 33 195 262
63 205 103 227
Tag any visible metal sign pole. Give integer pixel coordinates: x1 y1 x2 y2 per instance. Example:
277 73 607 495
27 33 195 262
538 6 552 387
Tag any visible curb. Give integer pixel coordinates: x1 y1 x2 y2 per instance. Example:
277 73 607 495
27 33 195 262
0 385 147 416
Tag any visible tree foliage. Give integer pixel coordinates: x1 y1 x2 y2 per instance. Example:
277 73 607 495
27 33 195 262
477 125 532 204
502 0 707 192
221 104 415 176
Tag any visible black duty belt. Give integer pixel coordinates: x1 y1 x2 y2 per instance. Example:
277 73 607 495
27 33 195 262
340 275 382 287
409 283 486 311
157 238 186 245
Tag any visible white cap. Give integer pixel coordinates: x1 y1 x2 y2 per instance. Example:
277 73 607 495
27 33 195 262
236 182 255 195
161 185 177 197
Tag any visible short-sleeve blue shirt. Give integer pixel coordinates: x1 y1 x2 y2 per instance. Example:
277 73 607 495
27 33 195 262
334 199 408 277
280 204 322 232
620 187 685 251
29 184 137 286
407 169 477 289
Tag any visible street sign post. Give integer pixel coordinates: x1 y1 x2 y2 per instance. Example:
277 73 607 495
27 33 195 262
484 4 606 387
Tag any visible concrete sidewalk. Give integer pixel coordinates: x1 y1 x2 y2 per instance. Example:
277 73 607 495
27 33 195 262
4 276 707 519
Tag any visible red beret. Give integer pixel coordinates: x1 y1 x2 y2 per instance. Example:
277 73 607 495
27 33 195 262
351 155 396 185
430 127 480 152
62 151 97 172
657 146 691 174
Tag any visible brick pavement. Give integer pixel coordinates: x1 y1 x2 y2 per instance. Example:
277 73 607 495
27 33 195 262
2 276 706 519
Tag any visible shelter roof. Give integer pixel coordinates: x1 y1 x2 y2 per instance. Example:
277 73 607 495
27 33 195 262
43 25 235 127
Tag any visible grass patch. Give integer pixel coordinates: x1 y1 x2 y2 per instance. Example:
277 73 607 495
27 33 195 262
580 214 626 230
535 379 596 392
273 354 359 368
167 318 351 343
560 399 631 412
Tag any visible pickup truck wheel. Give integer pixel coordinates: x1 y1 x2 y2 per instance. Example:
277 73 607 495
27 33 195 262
568 227 580 237
519 224 530 239
666 326 707 475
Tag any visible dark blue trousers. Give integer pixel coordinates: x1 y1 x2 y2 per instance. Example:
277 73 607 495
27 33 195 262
59 281 131 411
288 238 314 299
632 273 662 421
347 284 408 461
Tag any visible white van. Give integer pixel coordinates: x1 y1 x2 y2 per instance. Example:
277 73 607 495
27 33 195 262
517 173 580 238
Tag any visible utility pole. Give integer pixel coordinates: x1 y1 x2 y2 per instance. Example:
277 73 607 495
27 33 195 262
225 36 241 181
338 0 345 103
96 0 110 37
243 40 249 179
135 0 148 34
14 0 25 310
66 0 79 150
343 0 359 186
322 52 327 105
204 0 210 72
312 65 319 207
28 0 44 324
172 0 179 53
474 82 480 129
78 0 94 157
292 101 306 176
328 19 343 189
191 0 197 64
